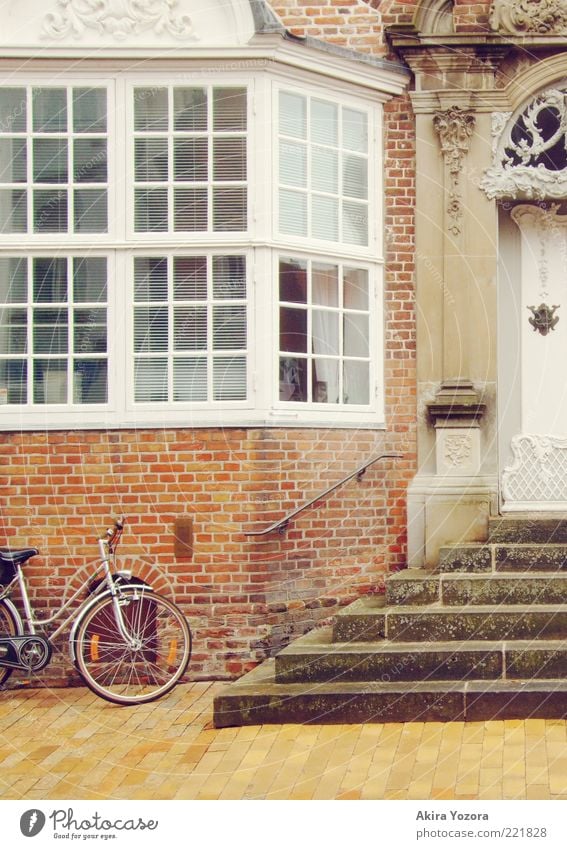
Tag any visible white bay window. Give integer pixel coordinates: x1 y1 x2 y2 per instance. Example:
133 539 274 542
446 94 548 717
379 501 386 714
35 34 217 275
0 69 385 430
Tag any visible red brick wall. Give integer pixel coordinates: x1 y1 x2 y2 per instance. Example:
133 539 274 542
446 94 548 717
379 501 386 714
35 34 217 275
0 0 417 688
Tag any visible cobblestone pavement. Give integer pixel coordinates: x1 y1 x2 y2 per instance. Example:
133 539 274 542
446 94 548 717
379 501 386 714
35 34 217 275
0 681 566 800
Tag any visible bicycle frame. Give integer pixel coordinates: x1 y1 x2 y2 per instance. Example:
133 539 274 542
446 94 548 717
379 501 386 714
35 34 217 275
1 532 149 649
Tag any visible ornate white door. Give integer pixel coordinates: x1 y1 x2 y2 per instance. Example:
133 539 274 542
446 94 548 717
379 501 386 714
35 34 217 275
501 205 567 510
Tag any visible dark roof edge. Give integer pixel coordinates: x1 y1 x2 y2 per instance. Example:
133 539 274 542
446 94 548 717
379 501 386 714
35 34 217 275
284 30 411 78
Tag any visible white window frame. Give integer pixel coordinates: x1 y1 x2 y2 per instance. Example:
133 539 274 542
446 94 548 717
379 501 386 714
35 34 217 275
0 66 387 431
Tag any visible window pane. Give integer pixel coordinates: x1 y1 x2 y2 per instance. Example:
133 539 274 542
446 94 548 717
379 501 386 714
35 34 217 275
174 138 207 181
134 88 168 132
0 190 26 233
280 141 306 188
0 359 26 404
174 257 207 300
174 187 207 231
213 138 246 181
344 313 369 357
135 138 168 182
344 267 368 310
280 306 307 353
213 88 246 132
213 356 246 400
135 188 168 231
343 360 369 404
311 147 338 193
343 108 367 153
342 200 368 246
33 308 68 354
280 92 306 139
311 100 337 145
33 359 67 403
279 258 307 304
74 189 107 232
134 307 168 352
279 356 306 402
134 358 168 402
313 359 339 403
73 257 107 303
312 263 338 307
173 88 207 132
213 304 246 350
279 189 306 236
73 88 107 133
33 138 68 183
33 258 67 303
312 195 338 241
33 89 67 133
312 310 339 356
0 257 26 303
212 256 245 300
74 308 107 353
74 359 107 403
73 139 107 182
0 308 27 353
173 358 207 401
343 154 367 199
213 187 246 231
34 189 68 232
134 257 168 301
0 88 26 133
0 139 26 182
173 306 207 351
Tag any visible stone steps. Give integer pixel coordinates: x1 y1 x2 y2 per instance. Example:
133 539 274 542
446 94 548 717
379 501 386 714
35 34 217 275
438 544 567 572
386 570 567 606
274 627 567 684
333 598 567 642
213 518 567 726
213 660 567 727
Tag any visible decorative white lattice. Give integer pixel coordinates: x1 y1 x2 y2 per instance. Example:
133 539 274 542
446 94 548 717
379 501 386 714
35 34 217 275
502 434 567 504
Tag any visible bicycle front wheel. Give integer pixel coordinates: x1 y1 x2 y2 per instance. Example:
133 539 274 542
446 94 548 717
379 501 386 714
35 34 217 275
74 588 191 705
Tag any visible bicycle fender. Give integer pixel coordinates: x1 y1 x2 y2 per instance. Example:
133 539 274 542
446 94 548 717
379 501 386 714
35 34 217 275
68 584 154 664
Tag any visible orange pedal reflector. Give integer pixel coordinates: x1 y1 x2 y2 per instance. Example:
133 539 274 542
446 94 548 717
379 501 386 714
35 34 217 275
91 634 100 662
167 639 177 665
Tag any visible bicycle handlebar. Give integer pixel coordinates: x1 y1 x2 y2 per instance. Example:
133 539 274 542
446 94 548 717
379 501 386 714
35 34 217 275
103 516 126 554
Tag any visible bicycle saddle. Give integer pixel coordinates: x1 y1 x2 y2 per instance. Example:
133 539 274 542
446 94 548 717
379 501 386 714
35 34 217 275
0 548 39 567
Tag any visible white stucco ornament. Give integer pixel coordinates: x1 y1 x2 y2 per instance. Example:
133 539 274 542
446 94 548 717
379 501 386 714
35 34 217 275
42 0 198 41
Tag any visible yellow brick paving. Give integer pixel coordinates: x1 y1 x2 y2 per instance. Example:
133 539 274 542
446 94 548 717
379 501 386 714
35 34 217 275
1 682 567 800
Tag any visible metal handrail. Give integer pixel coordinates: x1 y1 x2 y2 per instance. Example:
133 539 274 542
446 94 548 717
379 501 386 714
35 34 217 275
245 452 403 537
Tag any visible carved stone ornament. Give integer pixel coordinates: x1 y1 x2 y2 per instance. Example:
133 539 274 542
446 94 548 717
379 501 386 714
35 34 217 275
444 434 472 467
502 434 567 506
482 88 567 199
42 0 198 41
527 303 560 335
433 107 475 236
490 0 567 34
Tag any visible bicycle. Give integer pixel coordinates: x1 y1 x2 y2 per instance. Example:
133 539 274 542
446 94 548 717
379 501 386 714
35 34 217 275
0 518 192 705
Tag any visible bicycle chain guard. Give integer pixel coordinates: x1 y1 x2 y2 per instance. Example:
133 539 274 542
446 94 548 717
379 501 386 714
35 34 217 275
0 635 52 671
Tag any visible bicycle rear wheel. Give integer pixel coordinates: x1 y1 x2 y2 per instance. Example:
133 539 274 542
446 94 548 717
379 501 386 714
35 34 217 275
0 599 23 686
73 587 191 705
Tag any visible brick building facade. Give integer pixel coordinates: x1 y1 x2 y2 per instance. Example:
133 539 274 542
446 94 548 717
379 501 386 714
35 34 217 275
0 0 415 685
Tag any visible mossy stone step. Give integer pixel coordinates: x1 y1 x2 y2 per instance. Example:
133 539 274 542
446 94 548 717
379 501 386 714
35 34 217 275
213 660 567 727
489 518 567 544
386 571 567 606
